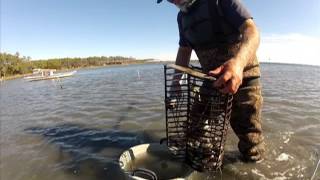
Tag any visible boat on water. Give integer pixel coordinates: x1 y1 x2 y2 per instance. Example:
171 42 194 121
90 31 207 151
24 69 77 81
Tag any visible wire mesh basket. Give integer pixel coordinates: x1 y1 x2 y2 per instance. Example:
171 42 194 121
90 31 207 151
164 64 233 172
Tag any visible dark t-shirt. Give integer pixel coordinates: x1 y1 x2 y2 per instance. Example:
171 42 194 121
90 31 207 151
178 0 252 47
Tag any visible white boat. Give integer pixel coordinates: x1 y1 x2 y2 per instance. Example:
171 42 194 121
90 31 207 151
24 69 77 81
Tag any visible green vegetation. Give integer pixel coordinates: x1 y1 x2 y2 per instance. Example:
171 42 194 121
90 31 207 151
0 52 148 78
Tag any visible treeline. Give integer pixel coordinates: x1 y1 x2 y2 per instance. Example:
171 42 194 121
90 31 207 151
0 52 148 77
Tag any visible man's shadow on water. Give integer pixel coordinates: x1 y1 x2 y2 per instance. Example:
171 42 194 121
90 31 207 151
25 122 161 180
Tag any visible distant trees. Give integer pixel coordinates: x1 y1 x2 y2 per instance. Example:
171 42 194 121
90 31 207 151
0 52 147 77
0 52 32 77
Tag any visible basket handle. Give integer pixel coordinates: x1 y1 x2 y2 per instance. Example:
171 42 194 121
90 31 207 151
167 64 216 81
132 168 158 180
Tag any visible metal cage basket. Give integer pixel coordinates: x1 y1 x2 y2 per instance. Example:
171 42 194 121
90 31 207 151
164 64 233 172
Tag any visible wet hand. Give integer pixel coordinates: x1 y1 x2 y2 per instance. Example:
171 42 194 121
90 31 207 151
209 59 244 94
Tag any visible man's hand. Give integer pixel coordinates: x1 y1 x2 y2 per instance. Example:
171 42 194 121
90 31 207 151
209 59 244 94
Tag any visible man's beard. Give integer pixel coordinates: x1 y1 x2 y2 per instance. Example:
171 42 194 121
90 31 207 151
175 0 197 12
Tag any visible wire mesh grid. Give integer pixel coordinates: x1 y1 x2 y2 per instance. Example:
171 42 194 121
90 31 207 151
164 64 233 172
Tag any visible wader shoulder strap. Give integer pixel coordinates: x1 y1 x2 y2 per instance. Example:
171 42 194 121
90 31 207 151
207 0 226 42
214 0 235 36
207 0 219 42
215 0 224 17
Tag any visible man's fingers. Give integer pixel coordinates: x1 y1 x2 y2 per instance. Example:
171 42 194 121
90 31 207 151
209 66 223 76
220 77 241 94
214 71 232 88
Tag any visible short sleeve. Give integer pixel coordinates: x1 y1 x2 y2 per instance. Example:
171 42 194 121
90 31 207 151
220 0 252 29
177 12 191 47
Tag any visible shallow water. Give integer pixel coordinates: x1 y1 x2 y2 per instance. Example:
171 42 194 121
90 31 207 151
0 63 319 180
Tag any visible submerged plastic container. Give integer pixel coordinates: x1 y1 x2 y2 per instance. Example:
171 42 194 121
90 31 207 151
119 143 194 180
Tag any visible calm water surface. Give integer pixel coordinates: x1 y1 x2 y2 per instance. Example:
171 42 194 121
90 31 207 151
1 63 319 180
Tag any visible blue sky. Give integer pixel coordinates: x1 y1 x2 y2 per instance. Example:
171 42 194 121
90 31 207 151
1 0 320 65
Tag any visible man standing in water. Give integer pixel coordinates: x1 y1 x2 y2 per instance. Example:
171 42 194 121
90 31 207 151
158 0 265 162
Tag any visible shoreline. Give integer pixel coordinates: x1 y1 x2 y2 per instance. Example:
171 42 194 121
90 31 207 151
1 74 32 81
0 61 152 81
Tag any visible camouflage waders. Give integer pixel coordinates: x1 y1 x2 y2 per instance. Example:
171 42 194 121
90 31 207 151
193 43 265 161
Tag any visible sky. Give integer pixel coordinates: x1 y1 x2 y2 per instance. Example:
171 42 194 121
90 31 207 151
1 0 320 65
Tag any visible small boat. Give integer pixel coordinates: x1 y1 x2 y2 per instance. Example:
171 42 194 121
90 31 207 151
24 69 77 81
